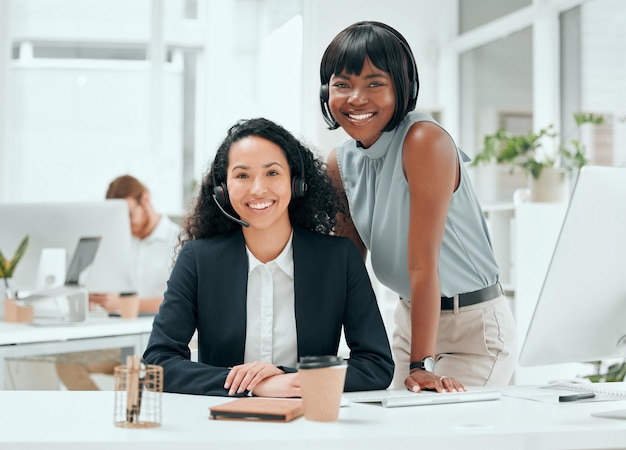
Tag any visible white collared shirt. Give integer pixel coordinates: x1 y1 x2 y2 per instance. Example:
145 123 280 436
243 232 297 367
131 215 181 297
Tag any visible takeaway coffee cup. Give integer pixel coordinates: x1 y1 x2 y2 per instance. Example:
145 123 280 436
119 292 140 319
298 355 347 422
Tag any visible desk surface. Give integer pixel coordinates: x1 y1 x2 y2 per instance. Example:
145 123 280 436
0 316 154 345
1 389 626 450
0 316 154 389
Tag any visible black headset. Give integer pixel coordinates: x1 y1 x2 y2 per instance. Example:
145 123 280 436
211 145 308 211
320 24 419 129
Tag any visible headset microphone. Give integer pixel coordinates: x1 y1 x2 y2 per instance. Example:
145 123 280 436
212 193 250 228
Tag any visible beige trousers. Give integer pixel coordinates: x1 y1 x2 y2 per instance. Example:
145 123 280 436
55 349 122 391
391 295 517 388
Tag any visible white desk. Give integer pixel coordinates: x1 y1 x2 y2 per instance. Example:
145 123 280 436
0 316 154 389
1 389 625 449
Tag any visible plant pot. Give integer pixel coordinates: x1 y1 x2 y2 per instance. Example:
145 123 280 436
2 278 33 322
4 298 34 323
529 167 567 203
0 278 13 320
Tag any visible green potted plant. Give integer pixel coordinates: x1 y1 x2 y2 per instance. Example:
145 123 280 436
584 360 626 383
0 235 29 297
471 113 605 201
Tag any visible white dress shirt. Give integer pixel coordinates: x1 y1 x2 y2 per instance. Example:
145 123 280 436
243 232 297 368
131 215 181 298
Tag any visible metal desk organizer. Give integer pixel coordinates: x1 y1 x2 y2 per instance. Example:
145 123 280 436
114 356 163 428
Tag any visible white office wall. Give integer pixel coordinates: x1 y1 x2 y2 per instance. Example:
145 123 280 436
0 0 13 200
195 0 304 177
4 0 187 212
9 60 183 204
580 0 626 166
0 0 462 210
2 0 625 208
10 0 152 41
257 15 303 143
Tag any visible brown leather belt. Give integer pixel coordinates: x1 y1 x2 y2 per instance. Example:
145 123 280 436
441 283 503 310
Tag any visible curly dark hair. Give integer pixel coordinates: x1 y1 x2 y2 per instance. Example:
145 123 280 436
179 118 343 249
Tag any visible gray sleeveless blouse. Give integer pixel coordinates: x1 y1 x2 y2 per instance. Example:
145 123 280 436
335 111 499 299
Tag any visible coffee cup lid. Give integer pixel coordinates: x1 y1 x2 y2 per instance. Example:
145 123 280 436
297 355 345 369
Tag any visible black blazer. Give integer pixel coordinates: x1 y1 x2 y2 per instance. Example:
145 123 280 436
143 226 394 396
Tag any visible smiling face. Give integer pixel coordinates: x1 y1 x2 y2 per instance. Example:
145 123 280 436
226 136 293 233
328 57 396 148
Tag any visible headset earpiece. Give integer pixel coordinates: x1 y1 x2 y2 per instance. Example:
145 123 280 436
409 80 417 103
319 84 339 129
210 167 229 208
291 145 308 198
292 176 307 199
213 183 229 208
399 38 419 112
320 84 329 103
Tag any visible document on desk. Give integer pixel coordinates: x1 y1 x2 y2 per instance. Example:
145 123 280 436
343 388 501 408
503 382 626 404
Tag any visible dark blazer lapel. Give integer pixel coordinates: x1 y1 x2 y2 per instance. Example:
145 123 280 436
293 228 313 358
292 228 339 359
200 231 249 366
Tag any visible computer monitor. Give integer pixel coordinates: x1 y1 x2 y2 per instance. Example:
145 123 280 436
519 165 626 367
0 200 136 294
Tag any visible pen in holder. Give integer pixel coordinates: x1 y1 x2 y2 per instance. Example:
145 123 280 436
114 356 163 428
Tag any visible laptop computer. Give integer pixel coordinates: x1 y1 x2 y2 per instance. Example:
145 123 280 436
19 236 101 301
18 237 101 325
64 236 101 287
343 388 501 408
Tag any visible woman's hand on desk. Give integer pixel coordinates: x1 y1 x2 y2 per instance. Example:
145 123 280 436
89 293 121 312
405 370 466 393
225 362 299 397
252 373 301 398
225 362 284 395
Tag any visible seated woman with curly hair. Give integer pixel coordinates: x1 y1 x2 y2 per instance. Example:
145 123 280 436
143 117 394 397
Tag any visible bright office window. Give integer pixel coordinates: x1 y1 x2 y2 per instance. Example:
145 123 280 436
458 0 625 206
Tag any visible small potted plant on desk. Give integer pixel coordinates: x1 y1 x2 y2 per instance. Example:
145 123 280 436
471 113 605 202
584 360 626 383
0 235 33 322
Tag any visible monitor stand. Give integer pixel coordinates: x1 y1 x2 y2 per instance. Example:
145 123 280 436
35 247 66 291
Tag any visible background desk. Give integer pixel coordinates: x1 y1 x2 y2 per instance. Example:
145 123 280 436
0 316 154 389
1 389 625 449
